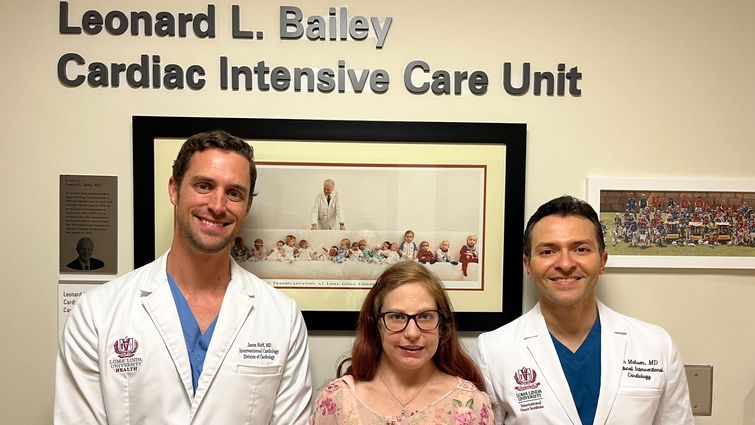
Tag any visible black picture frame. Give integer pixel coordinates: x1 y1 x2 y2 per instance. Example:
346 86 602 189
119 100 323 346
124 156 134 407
133 116 526 331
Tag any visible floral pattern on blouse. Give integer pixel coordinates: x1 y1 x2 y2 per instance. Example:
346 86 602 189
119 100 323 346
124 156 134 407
310 375 493 425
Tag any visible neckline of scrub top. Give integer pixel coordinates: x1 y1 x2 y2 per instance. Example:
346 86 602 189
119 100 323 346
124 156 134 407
167 271 219 395
551 314 601 425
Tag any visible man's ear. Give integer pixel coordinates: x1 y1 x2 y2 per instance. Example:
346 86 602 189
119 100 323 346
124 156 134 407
523 254 532 278
168 177 179 207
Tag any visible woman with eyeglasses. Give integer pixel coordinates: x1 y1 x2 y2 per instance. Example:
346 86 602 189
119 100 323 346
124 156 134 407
310 261 493 424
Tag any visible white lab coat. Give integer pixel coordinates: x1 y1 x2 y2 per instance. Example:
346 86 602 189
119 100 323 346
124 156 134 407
473 301 693 425
311 189 344 230
55 252 313 425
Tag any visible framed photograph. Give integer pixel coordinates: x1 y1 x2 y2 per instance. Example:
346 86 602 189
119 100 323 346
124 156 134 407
586 177 755 269
134 117 526 330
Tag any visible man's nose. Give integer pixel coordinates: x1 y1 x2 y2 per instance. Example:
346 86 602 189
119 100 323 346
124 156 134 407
207 190 227 215
555 250 576 271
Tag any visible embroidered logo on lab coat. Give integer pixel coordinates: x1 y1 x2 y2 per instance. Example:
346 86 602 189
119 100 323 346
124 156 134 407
514 366 544 412
109 336 143 374
514 366 540 391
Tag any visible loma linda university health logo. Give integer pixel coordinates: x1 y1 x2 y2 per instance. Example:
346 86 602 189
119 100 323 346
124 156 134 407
109 336 143 374
114 336 139 357
514 367 540 391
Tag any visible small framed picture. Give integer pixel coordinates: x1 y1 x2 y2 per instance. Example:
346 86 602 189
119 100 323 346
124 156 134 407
586 177 755 269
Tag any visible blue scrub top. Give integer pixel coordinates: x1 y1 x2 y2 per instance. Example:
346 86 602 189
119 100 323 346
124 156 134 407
551 315 601 425
167 272 218 395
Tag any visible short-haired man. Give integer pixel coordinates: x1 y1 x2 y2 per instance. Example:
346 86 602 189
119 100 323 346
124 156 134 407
66 237 105 270
311 178 345 230
55 130 313 424
474 195 693 424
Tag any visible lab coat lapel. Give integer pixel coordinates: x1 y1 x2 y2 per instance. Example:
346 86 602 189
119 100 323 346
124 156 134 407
139 253 194 401
593 302 628 425
190 260 255 413
524 304 581 424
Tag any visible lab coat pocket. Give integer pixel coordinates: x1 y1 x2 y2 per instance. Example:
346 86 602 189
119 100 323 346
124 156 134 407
609 387 662 423
235 363 283 376
234 364 284 422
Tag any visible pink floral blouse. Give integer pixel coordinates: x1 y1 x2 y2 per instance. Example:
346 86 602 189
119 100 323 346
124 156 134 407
310 375 493 425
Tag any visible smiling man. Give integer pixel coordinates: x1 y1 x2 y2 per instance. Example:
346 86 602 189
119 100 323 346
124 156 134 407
55 130 313 424
473 195 693 424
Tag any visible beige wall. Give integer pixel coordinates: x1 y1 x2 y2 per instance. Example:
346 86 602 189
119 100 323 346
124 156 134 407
1 0 753 423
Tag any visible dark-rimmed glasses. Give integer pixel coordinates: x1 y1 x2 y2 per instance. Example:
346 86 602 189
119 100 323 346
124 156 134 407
379 310 441 332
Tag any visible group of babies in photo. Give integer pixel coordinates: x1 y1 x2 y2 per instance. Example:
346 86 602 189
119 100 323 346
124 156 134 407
232 230 481 277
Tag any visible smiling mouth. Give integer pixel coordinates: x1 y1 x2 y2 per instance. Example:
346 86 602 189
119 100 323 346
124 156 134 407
198 217 229 228
550 276 582 282
400 346 424 352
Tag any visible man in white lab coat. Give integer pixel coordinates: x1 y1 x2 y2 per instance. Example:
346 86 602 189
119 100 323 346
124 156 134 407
310 178 345 230
473 195 693 424
55 130 313 424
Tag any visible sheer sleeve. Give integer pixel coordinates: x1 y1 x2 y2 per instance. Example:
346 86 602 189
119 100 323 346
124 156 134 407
310 378 359 425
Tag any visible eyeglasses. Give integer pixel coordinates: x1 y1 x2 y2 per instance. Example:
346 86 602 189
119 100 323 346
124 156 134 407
379 310 441 332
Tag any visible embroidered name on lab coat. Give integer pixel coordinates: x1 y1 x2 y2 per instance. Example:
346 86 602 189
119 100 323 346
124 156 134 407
238 341 280 361
623 358 663 382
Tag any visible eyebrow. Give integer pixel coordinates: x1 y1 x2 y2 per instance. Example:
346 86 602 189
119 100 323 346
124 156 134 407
534 239 595 248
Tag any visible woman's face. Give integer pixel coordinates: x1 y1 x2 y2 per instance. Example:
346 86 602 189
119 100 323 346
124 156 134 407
378 282 440 374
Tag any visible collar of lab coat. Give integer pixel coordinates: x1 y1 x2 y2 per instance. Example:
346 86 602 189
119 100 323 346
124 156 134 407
320 189 338 200
138 251 258 412
523 300 629 425
136 250 256 297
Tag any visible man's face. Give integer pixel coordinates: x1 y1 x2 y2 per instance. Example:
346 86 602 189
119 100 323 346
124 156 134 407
77 239 93 262
323 183 334 196
524 215 607 311
169 149 252 255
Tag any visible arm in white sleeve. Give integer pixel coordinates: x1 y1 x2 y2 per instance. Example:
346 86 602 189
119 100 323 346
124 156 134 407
311 194 321 226
472 335 505 425
54 294 108 425
655 333 694 424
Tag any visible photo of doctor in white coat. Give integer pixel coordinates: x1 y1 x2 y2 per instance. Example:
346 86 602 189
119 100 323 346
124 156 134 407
473 195 693 424
310 178 345 230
